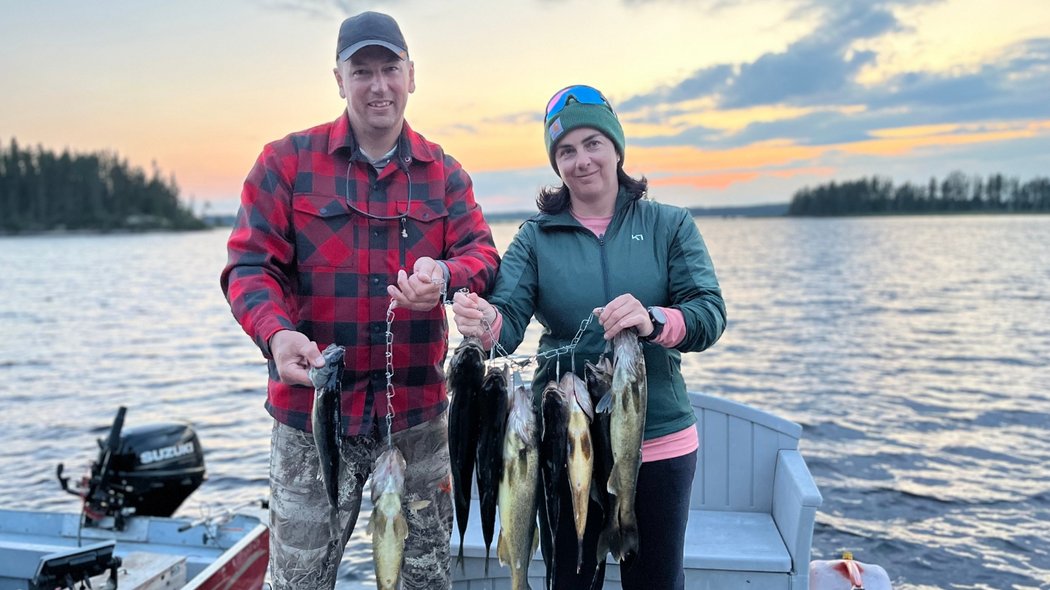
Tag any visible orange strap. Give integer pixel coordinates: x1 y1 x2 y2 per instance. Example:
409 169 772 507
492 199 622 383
845 558 865 589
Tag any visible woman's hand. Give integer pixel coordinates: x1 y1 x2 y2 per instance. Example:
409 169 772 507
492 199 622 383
452 291 498 338
594 293 653 340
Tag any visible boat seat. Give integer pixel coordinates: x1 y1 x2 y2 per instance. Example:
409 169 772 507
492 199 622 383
682 510 791 572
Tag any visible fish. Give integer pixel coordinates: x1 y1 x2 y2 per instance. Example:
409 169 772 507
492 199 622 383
475 364 510 574
604 330 647 562
309 343 346 536
367 446 408 590
562 371 594 573
447 336 486 567
497 374 540 590
539 379 569 586
585 357 616 567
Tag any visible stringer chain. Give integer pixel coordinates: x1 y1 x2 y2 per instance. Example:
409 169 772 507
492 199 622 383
481 299 598 372
382 277 447 449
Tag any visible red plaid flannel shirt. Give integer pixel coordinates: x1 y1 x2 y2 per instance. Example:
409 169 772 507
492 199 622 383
221 113 499 436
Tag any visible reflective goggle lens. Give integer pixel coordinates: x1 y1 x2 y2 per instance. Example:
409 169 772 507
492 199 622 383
544 85 611 122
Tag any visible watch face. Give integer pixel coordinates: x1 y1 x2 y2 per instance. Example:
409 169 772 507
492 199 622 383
649 306 667 325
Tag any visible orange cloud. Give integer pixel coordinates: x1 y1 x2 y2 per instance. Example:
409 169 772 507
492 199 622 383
632 121 1050 180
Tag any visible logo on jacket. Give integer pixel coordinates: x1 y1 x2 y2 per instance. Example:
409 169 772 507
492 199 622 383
632 234 644 241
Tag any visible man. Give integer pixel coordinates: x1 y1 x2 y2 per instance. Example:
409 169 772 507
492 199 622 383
220 11 499 589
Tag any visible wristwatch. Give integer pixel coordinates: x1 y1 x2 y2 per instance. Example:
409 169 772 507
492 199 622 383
641 306 666 342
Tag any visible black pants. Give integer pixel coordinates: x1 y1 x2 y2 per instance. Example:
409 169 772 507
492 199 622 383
540 450 697 590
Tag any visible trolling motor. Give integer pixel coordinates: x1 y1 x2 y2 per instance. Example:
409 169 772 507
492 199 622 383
57 406 207 530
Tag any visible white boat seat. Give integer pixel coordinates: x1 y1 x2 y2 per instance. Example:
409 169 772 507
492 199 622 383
682 510 791 572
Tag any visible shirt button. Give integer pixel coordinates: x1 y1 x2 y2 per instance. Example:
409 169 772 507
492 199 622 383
373 231 379 237
372 277 380 285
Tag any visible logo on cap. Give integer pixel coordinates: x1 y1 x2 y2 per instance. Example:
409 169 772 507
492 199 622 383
549 118 564 143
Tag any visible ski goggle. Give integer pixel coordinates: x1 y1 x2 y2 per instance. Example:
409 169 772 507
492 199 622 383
544 85 612 123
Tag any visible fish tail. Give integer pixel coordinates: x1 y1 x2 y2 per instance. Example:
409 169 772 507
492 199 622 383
544 526 557 589
607 528 621 562
619 521 640 563
497 531 509 566
457 534 465 571
595 526 610 565
588 559 607 590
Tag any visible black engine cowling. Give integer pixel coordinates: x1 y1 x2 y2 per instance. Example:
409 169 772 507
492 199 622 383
105 421 206 517
58 407 207 527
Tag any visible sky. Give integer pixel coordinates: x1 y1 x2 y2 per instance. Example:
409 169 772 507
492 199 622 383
2 0 1049 215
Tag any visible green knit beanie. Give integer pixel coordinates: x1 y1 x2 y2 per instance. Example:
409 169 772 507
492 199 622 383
544 95 625 174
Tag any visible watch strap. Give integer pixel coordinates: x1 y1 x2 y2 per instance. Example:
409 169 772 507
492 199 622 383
641 306 666 342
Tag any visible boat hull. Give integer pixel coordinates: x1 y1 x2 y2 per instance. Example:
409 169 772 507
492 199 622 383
0 509 268 590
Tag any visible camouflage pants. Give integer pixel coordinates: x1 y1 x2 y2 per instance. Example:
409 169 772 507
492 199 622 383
268 413 453 590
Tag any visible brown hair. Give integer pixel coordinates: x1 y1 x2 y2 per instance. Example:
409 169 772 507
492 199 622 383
535 167 648 215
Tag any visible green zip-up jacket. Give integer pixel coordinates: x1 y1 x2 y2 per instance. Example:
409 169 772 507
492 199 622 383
490 187 726 439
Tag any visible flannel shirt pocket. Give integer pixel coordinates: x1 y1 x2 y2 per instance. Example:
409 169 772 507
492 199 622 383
292 194 355 268
398 199 450 263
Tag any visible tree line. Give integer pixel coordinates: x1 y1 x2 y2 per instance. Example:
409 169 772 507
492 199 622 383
1 138 205 233
788 171 1050 216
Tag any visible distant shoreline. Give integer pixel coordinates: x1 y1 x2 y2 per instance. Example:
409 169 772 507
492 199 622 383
486 205 1050 224
0 226 211 237
483 202 791 224
6 206 1047 236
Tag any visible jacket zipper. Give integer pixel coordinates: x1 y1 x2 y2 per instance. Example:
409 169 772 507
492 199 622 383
597 233 611 303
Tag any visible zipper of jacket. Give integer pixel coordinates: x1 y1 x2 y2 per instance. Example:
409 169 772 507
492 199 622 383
595 194 628 304
597 232 611 303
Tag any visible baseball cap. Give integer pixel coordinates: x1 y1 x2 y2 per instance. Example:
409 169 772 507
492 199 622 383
336 11 409 62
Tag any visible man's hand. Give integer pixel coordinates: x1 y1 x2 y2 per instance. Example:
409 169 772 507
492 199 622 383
388 256 446 311
269 330 324 386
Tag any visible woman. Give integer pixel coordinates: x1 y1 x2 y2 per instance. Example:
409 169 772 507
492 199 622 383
452 84 726 589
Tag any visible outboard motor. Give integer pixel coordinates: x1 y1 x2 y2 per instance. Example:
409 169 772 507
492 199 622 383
58 406 206 530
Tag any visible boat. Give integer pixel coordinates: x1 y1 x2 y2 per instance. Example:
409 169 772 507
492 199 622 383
0 407 268 590
0 508 268 590
451 391 825 590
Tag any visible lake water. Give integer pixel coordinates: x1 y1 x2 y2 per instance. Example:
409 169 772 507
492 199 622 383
1 215 1048 589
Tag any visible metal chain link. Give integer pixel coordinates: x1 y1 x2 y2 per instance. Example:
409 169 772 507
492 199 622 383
381 275 448 449
384 299 397 449
480 300 598 371
437 277 448 305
